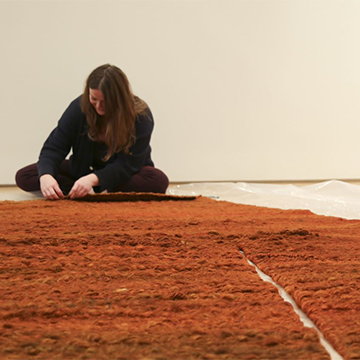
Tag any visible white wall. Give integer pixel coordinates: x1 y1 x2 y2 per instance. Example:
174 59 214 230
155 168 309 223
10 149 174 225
1 0 360 185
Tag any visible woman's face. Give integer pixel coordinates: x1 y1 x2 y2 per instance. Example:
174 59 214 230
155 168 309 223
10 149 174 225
89 88 105 116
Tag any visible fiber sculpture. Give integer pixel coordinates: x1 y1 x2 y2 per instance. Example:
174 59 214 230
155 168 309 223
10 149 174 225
1 195 359 359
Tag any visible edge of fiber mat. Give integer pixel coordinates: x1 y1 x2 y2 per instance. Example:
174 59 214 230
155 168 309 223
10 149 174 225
65 192 199 202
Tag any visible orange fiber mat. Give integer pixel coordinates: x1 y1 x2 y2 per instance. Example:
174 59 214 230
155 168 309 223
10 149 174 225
1 195 356 359
239 210 360 360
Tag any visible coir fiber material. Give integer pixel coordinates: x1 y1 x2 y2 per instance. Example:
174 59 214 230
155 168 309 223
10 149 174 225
0 197 357 359
67 192 198 202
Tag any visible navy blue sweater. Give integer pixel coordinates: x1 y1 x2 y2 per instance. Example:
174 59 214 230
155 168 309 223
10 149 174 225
37 96 154 192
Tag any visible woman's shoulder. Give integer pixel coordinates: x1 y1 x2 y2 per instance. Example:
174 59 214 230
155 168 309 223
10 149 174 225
134 106 154 138
57 95 86 130
136 107 153 126
62 95 85 118
68 95 83 111
134 96 152 116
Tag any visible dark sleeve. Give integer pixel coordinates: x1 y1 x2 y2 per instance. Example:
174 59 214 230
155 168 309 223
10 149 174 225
37 97 82 179
94 110 154 192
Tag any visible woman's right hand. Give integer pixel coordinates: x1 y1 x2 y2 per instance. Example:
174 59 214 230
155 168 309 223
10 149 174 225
40 174 64 200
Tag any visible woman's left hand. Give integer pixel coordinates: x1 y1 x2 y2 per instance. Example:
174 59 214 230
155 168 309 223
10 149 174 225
69 174 99 199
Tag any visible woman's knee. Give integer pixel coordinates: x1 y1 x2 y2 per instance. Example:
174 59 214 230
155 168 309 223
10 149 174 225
138 166 169 193
113 166 169 193
151 168 169 193
15 164 40 192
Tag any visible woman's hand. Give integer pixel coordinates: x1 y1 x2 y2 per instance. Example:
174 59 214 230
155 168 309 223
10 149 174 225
40 174 64 200
69 174 99 199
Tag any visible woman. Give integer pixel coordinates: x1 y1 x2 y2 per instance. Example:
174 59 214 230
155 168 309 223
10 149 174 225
16 64 169 199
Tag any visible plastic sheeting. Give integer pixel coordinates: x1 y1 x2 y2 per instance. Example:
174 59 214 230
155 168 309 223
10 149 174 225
167 180 360 220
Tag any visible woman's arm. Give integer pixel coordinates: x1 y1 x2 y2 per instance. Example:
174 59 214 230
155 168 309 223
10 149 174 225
37 97 82 179
37 97 84 199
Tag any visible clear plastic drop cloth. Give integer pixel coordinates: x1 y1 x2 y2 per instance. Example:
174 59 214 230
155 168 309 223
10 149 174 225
167 180 360 220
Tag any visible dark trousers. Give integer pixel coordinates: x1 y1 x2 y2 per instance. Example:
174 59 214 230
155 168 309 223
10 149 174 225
15 161 169 195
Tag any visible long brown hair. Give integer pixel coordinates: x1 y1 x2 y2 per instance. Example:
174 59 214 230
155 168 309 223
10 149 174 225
81 64 148 161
